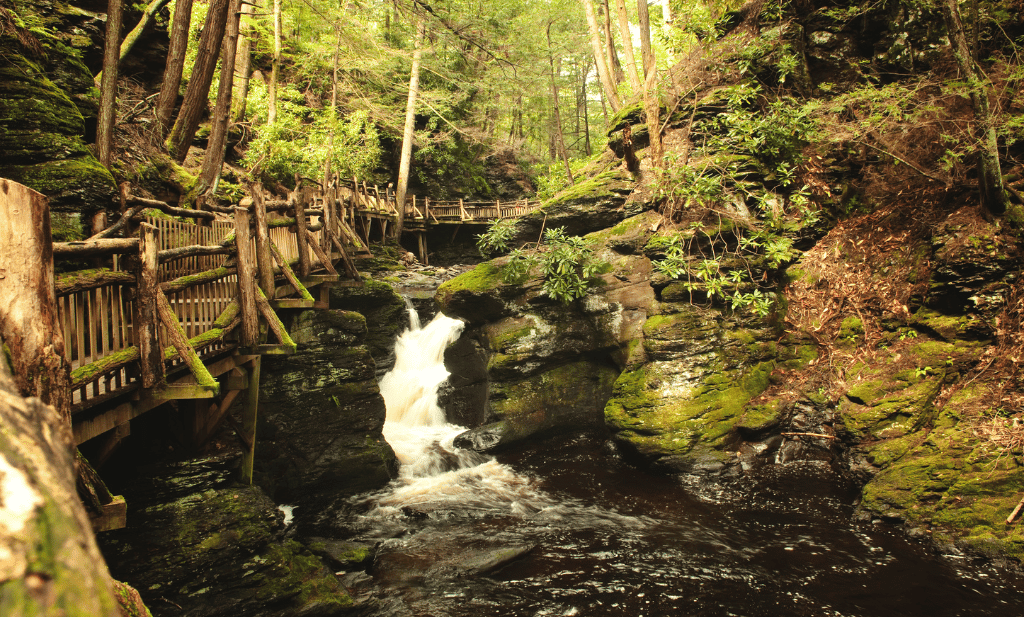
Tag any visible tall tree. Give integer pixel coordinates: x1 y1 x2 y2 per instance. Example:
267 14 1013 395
583 0 621 112
396 18 426 237
939 0 1006 214
614 0 642 94
96 0 122 168
231 0 256 122
602 0 624 84
268 0 282 125
166 0 230 162
155 0 194 136
637 0 662 165
547 21 574 185
199 0 244 194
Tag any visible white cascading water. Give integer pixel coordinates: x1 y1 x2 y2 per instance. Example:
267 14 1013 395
374 301 552 514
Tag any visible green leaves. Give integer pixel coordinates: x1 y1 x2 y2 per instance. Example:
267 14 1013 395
476 218 518 257
478 225 605 305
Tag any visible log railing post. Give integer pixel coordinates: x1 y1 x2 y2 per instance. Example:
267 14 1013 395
250 185 275 297
135 222 164 389
293 190 312 278
233 207 259 348
239 356 260 484
0 179 72 420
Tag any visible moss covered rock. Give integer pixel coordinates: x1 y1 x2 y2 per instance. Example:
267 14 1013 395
258 309 398 504
98 457 355 616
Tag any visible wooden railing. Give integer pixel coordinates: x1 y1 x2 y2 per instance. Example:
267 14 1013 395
53 183 361 415
51 176 542 413
331 176 542 226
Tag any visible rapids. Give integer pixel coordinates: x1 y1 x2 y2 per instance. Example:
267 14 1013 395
349 304 1024 616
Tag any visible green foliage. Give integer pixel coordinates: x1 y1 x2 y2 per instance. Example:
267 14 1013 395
477 218 518 256
479 225 605 305
533 158 591 200
709 88 816 169
241 80 383 184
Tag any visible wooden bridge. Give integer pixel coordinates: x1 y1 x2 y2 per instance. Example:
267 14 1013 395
336 177 541 263
0 176 537 532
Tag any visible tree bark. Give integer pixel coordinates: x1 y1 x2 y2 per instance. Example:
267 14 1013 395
602 0 624 84
638 0 662 166
396 19 425 237
155 0 194 136
0 359 121 617
547 22 575 185
231 0 256 122
0 179 72 421
615 0 643 94
583 0 621 113
96 0 122 168
165 0 230 161
268 0 282 125
939 0 1007 214
199 0 244 194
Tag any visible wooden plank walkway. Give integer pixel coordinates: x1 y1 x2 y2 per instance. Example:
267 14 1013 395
13 175 538 531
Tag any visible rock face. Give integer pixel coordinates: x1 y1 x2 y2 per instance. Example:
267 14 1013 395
0 6 116 223
257 309 398 507
98 457 357 617
436 207 816 470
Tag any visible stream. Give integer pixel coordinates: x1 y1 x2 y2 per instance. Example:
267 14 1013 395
334 305 1024 617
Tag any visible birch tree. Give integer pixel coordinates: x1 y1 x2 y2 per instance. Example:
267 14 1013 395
396 18 425 236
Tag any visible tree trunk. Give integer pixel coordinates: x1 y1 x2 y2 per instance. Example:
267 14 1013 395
638 0 662 166
199 0 244 194
615 0 642 94
323 26 342 185
582 58 592 156
268 0 282 125
166 0 230 161
939 0 1007 214
602 0 624 84
155 0 194 136
583 0 621 113
0 358 121 617
231 0 255 122
96 0 122 168
396 19 425 237
112 0 172 77
547 22 574 185
0 179 71 420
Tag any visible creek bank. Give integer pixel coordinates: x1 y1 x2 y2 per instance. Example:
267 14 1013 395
434 175 1024 565
98 456 362 617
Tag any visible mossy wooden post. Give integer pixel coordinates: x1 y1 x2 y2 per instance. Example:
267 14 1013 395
135 223 163 388
240 356 260 484
234 207 259 348
293 191 312 278
0 179 72 421
250 185 275 297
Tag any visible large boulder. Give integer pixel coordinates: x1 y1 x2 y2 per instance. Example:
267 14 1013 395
0 16 115 222
98 457 357 617
256 309 398 506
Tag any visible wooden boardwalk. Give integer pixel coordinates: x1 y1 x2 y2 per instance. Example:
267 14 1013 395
1 175 537 532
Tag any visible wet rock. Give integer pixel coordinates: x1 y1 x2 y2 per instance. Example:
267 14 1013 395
330 279 409 374
98 457 355 617
258 309 398 506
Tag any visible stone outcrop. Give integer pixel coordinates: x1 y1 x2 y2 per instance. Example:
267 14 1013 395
98 457 358 617
257 308 398 507
0 6 116 224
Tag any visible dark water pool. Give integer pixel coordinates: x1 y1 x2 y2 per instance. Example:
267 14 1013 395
344 432 1024 617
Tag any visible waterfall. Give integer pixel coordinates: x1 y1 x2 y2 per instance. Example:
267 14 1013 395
374 302 552 515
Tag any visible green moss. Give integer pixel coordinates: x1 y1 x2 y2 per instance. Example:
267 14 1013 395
253 540 352 609
838 316 864 344
436 262 504 300
542 170 631 210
